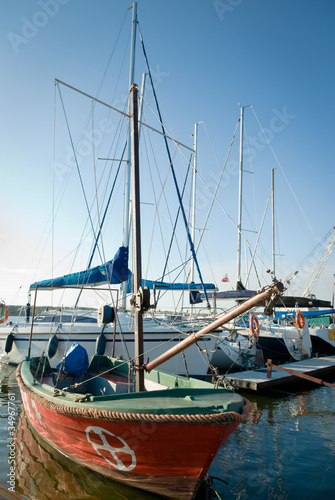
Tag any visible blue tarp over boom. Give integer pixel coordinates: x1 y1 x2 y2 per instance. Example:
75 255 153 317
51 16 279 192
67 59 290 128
143 280 216 291
275 309 335 320
29 245 216 293
29 246 130 290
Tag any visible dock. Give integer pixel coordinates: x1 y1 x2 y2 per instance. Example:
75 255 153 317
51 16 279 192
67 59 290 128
225 355 335 391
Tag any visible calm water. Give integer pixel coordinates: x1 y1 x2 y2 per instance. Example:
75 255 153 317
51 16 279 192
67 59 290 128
1 362 335 500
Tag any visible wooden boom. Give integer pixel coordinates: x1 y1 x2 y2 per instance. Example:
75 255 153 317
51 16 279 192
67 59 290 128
144 281 284 372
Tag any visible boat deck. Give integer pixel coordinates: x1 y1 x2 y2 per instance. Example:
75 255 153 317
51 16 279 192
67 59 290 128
225 355 335 391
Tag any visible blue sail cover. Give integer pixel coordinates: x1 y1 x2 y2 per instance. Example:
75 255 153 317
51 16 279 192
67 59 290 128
275 309 335 320
30 246 129 290
143 280 216 291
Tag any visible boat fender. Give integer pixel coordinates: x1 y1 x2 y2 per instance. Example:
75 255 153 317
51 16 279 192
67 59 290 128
5 333 14 353
329 324 335 341
47 334 59 359
295 312 305 330
139 286 151 311
0 303 9 324
95 333 106 356
25 302 31 323
97 305 115 327
249 314 259 338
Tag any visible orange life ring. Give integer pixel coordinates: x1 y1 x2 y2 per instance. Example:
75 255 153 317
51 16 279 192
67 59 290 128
0 303 9 324
249 314 259 338
295 311 305 329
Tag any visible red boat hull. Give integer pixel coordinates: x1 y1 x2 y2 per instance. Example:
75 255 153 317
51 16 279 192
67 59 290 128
19 387 242 499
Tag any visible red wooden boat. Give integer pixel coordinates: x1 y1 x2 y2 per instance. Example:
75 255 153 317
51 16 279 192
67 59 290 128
17 354 252 499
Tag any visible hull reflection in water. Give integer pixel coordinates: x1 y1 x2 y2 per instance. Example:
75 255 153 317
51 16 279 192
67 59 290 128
15 410 161 500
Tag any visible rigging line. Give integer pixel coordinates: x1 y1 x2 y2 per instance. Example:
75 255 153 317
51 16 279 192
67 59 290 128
138 25 210 308
195 119 240 255
142 128 172 281
51 85 85 308
249 246 262 288
144 143 186 286
82 104 128 268
91 101 119 308
138 118 194 302
185 171 193 285
73 141 127 307
56 79 193 153
153 257 196 305
155 256 193 283
146 124 191 269
96 110 128 212
69 2 129 203
94 8 129 101
251 106 317 239
284 228 333 282
33 100 86 283
201 121 226 172
57 84 103 263
28 83 68 290
197 172 270 274
56 79 130 119
148 256 193 307
182 119 240 287
202 243 216 285
56 71 127 242
156 155 193 304
91 101 107 272
52 80 56 307
242 124 258 233
245 191 271 285
140 95 195 156
138 117 194 152
87 145 126 266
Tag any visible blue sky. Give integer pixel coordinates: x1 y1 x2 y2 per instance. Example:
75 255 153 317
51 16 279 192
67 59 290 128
0 0 334 307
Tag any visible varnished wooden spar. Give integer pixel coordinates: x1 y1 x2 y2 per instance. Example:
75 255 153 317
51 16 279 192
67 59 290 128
145 281 284 372
267 360 335 388
130 83 145 393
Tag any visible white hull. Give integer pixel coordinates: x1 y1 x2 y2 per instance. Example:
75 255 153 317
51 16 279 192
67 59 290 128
222 319 312 363
245 321 312 362
0 311 218 378
310 323 335 355
212 333 264 371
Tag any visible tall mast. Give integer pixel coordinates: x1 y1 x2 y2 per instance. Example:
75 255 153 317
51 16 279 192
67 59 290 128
121 2 137 309
191 122 198 284
236 105 244 288
271 168 275 276
130 84 145 392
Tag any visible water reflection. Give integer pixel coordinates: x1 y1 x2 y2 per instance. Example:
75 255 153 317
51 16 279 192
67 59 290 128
15 411 161 500
211 387 335 499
